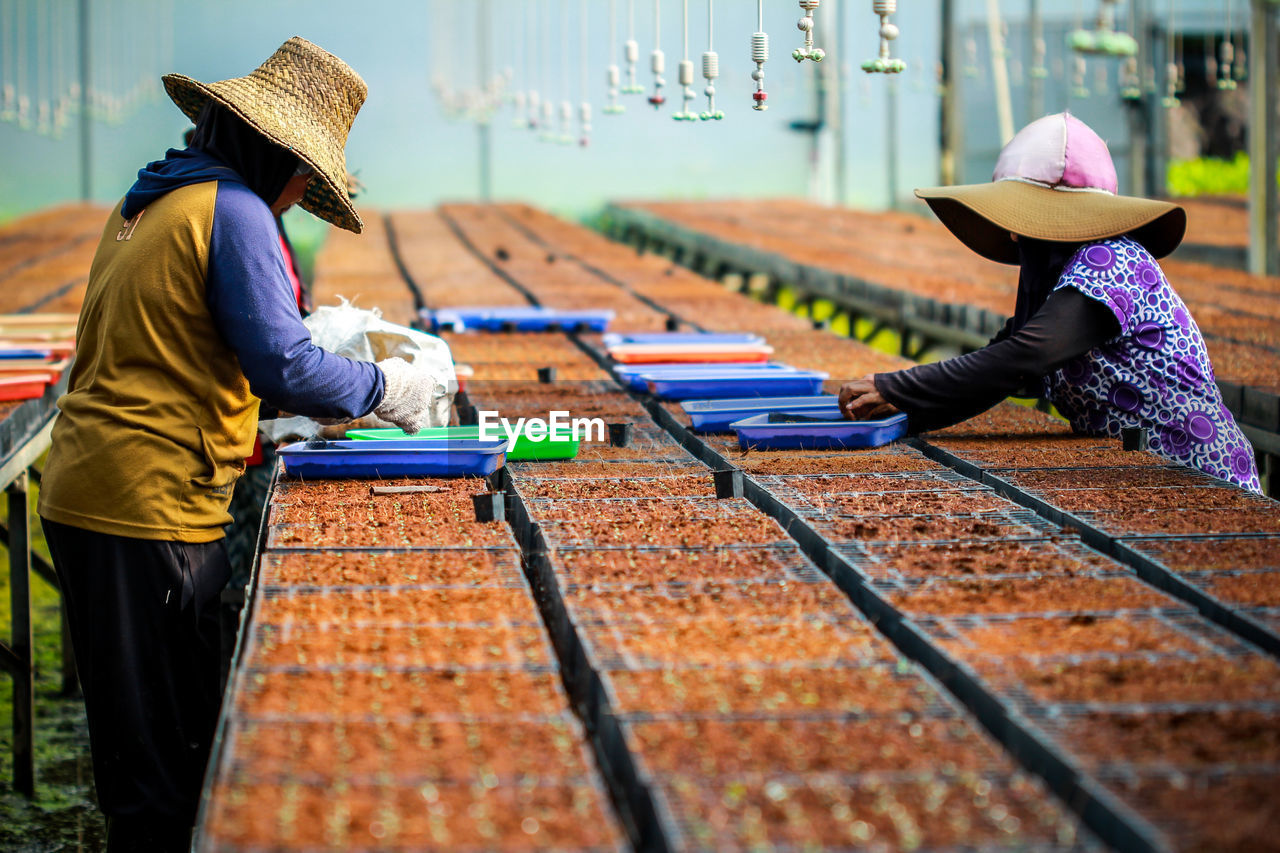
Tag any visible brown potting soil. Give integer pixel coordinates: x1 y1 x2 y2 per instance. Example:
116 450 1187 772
946 448 1169 469
1125 537 1280 572
763 474 959 495
731 451 944 475
570 442 689 462
550 547 809 585
582 617 887 667
236 670 568 718
229 718 593 782
814 514 1045 543
892 576 1171 617
539 514 788 549
986 656 1280 705
259 550 521 588
510 460 704 478
938 615 1201 658
1087 506 1280 536
861 539 1112 578
1003 466 1212 491
205 780 623 851
518 475 715 499
1111 772 1280 852
628 718 1007 777
663 773 1078 850
273 477 489 504
1037 487 1271 514
1206 572 1280 607
801 490 1013 516
603 665 933 715
1064 710 1280 768
252 623 552 669
271 518 515 549
561 580 851 623
253 588 541 626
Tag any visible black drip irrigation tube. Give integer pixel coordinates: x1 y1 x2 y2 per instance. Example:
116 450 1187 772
493 466 674 853
909 438 1280 660
380 211 427 312
564 333 1169 852
434 208 544 308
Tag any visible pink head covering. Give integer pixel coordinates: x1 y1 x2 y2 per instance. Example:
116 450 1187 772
992 112 1118 195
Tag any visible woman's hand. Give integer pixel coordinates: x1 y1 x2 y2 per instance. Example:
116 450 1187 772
838 375 901 421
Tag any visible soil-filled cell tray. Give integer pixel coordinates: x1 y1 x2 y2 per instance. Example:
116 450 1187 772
754 471 971 497
1002 466 1223 491
945 447 1171 470
567 442 689 463
1205 571 1280 607
793 489 1014 517
234 669 570 719
1124 536 1280 572
806 511 1056 544
1033 486 1270 514
925 404 1075 438
976 654 1280 706
931 614 1207 659
549 545 822 587
888 575 1174 617
257 550 525 589
561 579 853 625
578 617 889 669
727 450 945 476
602 664 937 716
225 717 596 784
273 477 489 504
253 588 542 627
248 622 554 670
202 780 624 851
848 538 1114 580
626 717 1009 777
1062 709 1280 769
1080 506 1280 537
267 519 515 550
517 475 715 500
1103 771 1280 852
537 506 790 550
657 773 1083 851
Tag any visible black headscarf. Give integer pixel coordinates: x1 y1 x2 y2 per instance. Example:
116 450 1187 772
187 101 300 208
1010 237 1085 332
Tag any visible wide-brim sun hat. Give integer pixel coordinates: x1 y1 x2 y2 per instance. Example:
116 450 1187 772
162 37 366 233
914 112 1185 264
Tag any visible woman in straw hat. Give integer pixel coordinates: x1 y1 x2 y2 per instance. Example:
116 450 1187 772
37 38 440 850
839 112 1260 493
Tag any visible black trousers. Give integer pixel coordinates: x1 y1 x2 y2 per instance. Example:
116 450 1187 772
42 518 230 848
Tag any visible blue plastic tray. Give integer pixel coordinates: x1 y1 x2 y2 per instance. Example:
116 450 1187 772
276 439 507 478
424 306 614 333
682 395 840 433
730 412 908 450
0 349 51 360
613 362 798 393
602 332 764 347
646 370 828 401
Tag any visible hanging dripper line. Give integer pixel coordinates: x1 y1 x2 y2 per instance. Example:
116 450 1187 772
700 0 723 118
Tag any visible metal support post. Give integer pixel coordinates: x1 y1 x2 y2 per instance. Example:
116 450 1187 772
1248 0 1278 276
7 470 34 797
78 0 92 201
939 0 962 184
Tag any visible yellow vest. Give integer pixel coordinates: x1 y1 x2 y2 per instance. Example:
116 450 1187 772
39 184 259 542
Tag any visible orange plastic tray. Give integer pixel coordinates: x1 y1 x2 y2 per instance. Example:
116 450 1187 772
607 343 775 365
0 374 50 402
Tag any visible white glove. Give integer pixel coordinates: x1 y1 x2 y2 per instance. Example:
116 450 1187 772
374 357 438 435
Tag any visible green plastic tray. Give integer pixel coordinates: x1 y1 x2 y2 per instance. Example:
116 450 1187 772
346 426 579 461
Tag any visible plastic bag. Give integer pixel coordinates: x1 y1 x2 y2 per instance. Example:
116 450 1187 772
259 299 456 443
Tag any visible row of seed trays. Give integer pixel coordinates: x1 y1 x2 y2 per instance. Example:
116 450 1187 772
439 201 1280 849
195 224 627 849
603 200 1280 437
411 216 1093 850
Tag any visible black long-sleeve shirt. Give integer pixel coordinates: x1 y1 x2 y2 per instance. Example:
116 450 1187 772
875 289 1121 434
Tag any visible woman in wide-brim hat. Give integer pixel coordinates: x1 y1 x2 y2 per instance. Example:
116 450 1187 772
839 112 1261 493
37 38 445 850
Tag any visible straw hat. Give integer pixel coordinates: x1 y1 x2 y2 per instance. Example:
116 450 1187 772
915 113 1185 264
162 37 366 233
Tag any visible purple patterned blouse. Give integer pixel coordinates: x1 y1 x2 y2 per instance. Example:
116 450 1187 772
1046 236 1261 493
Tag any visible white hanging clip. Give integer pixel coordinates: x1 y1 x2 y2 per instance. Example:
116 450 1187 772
559 99 574 145
793 0 824 62
527 90 541 129
674 58 698 120
751 31 769 110
700 1 723 119
579 101 592 146
862 0 906 73
605 65 624 113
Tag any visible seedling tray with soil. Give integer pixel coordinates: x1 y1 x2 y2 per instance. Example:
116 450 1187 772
726 449 946 475
1122 536 1280 572
560 579 855 626
753 469 973 497
252 587 543 627
257 549 526 589
842 537 1116 581
508 459 704 479
1075 506 1280 537
801 509 1059 544
517 475 716 500
548 544 825 586
884 575 1177 618
787 487 1015 517
247 622 556 670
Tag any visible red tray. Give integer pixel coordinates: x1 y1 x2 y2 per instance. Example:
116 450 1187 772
0 374 50 402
